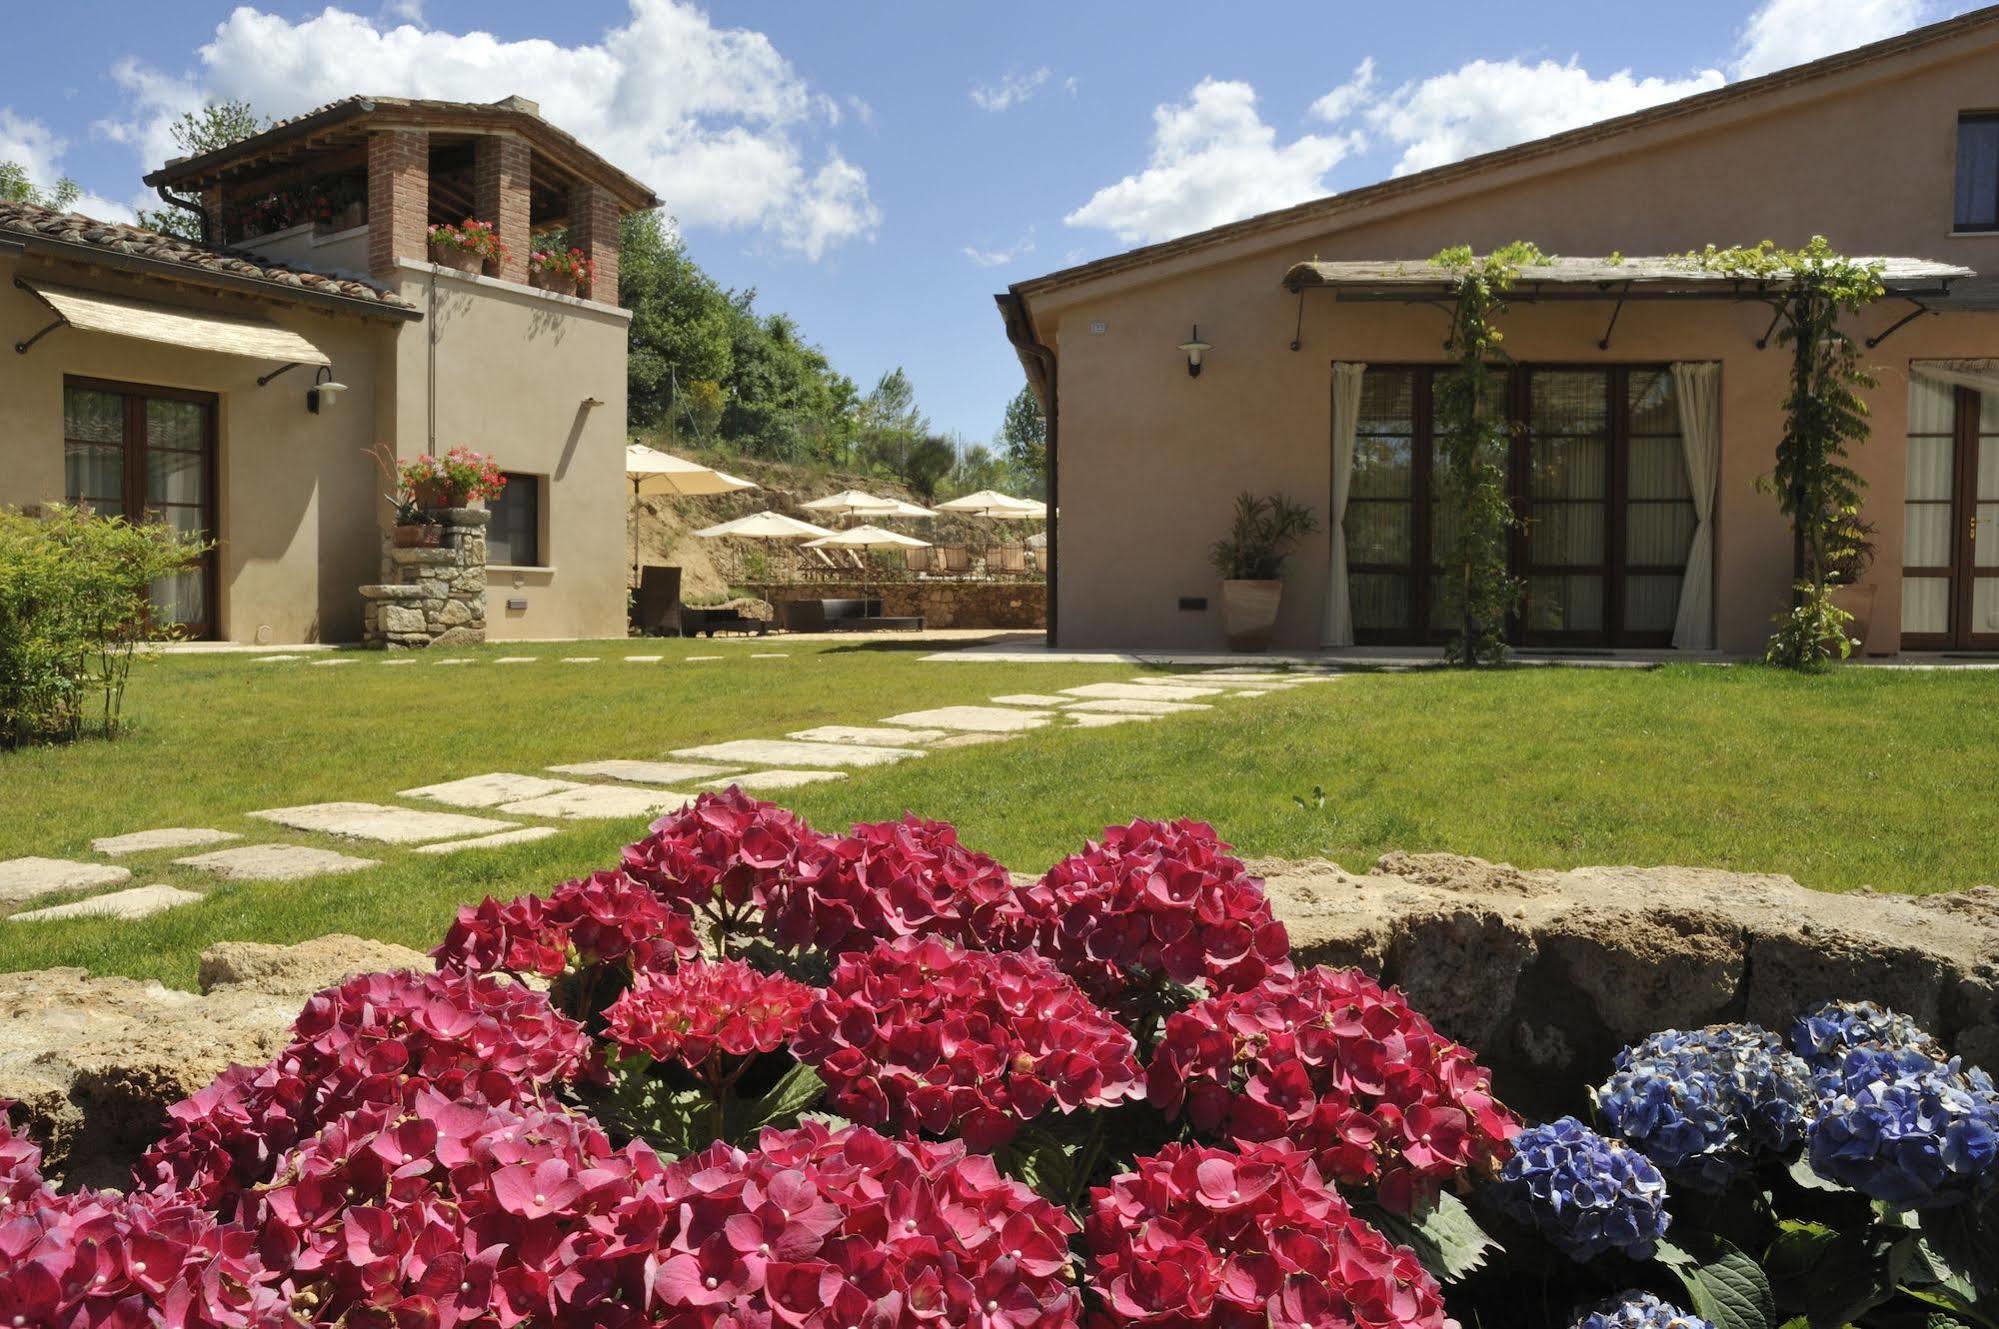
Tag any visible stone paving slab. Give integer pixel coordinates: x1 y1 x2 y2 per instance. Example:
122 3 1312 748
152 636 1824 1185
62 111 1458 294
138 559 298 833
10 884 202 923
705 769 848 791
432 659 470 666
0 858 133 905
1062 682 1224 702
398 773 587 808
625 655 663 663
253 655 302 663
498 785 686 820
752 653 789 659
176 844 379 881
248 802 518 844
495 657 539 664
310 659 356 668
786 725 948 746
673 739 925 768
548 759 739 785
881 706 1052 733
91 827 238 857
1141 674 1302 688
412 827 562 855
687 655 723 662
991 694 1075 707
381 659 417 666
561 657 600 664
1068 712 1162 727
1067 698 1213 715
931 732 1017 748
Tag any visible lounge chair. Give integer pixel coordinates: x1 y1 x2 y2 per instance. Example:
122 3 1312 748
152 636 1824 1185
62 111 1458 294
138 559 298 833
991 545 1027 576
905 546 935 573
1031 546 1050 576
937 545 970 575
634 566 684 636
681 605 769 637
778 598 925 633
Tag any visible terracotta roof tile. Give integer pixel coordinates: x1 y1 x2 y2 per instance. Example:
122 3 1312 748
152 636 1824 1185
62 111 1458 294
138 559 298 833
0 198 415 312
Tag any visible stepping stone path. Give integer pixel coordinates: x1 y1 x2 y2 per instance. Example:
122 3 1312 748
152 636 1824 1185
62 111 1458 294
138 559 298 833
931 732 1015 749
1068 698 1212 715
381 659 418 666
548 759 737 785
672 739 924 769
752 653 789 659
398 773 587 809
1062 682 1224 702
687 656 723 662
881 706 1052 733
413 827 561 855
625 655 663 663
310 659 355 668
248 802 517 844
1068 712 1160 727
90 827 237 857
497 785 684 820
786 725 948 747
708 770 847 791
10 884 202 923
561 657 599 664
253 655 301 663
991 694 1074 707
496 657 539 664
432 659 470 666
0 857 132 905
177 844 378 881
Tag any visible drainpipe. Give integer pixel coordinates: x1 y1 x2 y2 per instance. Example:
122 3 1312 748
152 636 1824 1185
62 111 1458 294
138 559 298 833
427 265 437 456
996 290 1057 648
151 185 209 243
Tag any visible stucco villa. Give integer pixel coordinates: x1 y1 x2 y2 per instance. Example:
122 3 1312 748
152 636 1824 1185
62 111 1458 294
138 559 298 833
1001 8 1999 656
0 94 656 644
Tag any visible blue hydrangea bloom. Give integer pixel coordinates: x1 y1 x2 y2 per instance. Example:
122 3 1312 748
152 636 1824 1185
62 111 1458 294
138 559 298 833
1593 1025 1816 1191
1490 1116 1670 1262
1809 1048 1999 1209
1790 999 1946 1074
1572 1292 1716 1329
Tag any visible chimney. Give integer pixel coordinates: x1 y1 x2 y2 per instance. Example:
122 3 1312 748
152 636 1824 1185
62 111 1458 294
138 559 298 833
492 95 540 117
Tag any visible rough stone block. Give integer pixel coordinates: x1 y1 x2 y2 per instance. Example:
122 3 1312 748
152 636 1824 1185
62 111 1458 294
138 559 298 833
175 844 379 882
0 858 132 905
10 885 202 924
247 802 516 844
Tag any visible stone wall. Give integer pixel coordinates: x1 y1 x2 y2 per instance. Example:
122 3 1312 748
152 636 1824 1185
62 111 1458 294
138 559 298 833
768 579 1045 629
360 510 488 648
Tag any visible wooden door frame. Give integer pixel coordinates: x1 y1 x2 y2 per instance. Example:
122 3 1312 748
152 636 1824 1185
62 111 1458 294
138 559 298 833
1901 383 1999 651
63 375 221 640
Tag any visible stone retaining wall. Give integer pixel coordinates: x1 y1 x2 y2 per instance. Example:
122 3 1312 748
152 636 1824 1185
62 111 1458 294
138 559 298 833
360 509 488 648
767 579 1045 629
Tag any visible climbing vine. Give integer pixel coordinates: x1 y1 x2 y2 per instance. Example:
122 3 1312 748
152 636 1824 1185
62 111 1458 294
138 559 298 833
1686 237 1885 668
1428 242 1541 665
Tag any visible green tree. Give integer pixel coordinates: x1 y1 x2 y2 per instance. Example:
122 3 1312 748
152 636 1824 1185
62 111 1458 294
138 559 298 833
719 303 857 464
137 100 267 238
620 210 736 432
942 441 1016 500
998 383 1048 496
856 368 928 479
901 433 959 502
0 161 80 211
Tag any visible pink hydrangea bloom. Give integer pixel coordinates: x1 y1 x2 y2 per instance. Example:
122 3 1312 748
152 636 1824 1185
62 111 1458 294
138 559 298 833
602 959 817 1068
434 868 701 979
766 815 1027 953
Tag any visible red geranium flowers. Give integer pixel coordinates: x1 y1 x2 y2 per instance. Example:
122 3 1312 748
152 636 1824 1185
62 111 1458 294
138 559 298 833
1147 966 1520 1213
1085 1140 1452 1329
793 937 1143 1150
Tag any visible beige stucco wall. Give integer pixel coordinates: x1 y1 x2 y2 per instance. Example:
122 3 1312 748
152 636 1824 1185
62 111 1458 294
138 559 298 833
384 261 630 642
1027 33 1999 653
0 253 395 643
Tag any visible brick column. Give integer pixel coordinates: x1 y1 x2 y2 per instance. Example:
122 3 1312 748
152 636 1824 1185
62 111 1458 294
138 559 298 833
475 134 531 284
200 186 226 243
567 183 620 304
367 129 429 281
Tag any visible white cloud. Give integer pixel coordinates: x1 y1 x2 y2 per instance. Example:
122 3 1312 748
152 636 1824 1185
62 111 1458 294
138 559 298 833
0 107 134 220
971 67 1052 112
100 1 877 259
962 231 1035 268
1731 0 1938 77
1322 58 1725 177
1064 78 1359 244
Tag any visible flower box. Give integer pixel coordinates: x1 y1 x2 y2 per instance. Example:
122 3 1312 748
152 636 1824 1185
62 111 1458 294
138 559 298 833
428 242 485 276
529 267 579 297
391 523 442 548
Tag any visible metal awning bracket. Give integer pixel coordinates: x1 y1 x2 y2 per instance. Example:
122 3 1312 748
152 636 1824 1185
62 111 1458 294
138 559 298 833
1288 287 1306 352
256 361 302 387
1597 282 1631 350
1865 297 1933 350
12 276 66 355
1754 303 1785 350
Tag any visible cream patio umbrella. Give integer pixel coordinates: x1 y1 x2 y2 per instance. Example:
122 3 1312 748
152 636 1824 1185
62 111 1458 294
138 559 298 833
693 511 836 585
626 443 758 582
934 489 1041 519
802 524 931 604
800 489 898 520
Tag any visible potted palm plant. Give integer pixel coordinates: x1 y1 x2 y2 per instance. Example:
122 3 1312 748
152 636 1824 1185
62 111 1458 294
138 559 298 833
1825 505 1879 649
1209 492 1320 652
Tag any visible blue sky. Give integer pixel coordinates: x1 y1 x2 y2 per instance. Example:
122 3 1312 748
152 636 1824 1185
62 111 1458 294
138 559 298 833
0 0 1968 444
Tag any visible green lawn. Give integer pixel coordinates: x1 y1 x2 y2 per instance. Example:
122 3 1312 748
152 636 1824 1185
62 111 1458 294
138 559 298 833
4 643 1996 989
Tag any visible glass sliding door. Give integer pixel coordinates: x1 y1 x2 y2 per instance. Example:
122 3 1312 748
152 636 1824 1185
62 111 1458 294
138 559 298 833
1622 369 1697 642
1347 367 1424 640
1521 371 1609 641
63 379 218 639
1904 375 1999 649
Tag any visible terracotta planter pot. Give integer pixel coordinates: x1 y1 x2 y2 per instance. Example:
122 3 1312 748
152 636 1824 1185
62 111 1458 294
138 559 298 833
1830 581 1878 652
531 268 580 297
429 243 485 276
392 524 443 548
413 480 468 510
1220 579 1284 652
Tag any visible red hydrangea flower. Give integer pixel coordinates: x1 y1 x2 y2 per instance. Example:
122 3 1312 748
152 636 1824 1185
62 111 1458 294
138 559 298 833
792 937 1142 1151
765 815 1028 953
140 968 592 1211
602 958 817 1069
621 788 830 919
434 868 701 979
1015 819 1292 1013
1147 966 1521 1214
1084 1140 1451 1329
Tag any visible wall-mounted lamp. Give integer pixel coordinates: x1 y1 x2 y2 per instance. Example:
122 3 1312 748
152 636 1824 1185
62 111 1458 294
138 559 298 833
1177 325 1212 378
307 364 348 414
581 396 605 408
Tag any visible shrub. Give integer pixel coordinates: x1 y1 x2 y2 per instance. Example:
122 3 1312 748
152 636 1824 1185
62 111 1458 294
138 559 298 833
0 503 205 746
1207 491 1320 581
1488 1117 1670 1262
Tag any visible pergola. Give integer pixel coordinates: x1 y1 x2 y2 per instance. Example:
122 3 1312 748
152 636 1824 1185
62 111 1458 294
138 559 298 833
1280 255 1975 350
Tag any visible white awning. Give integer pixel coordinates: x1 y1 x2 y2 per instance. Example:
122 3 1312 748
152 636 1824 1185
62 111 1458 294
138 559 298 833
20 280 332 366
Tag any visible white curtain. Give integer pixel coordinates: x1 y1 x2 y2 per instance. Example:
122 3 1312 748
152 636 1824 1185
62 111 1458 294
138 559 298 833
1323 361 1367 647
1911 358 1999 394
1670 362 1722 651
